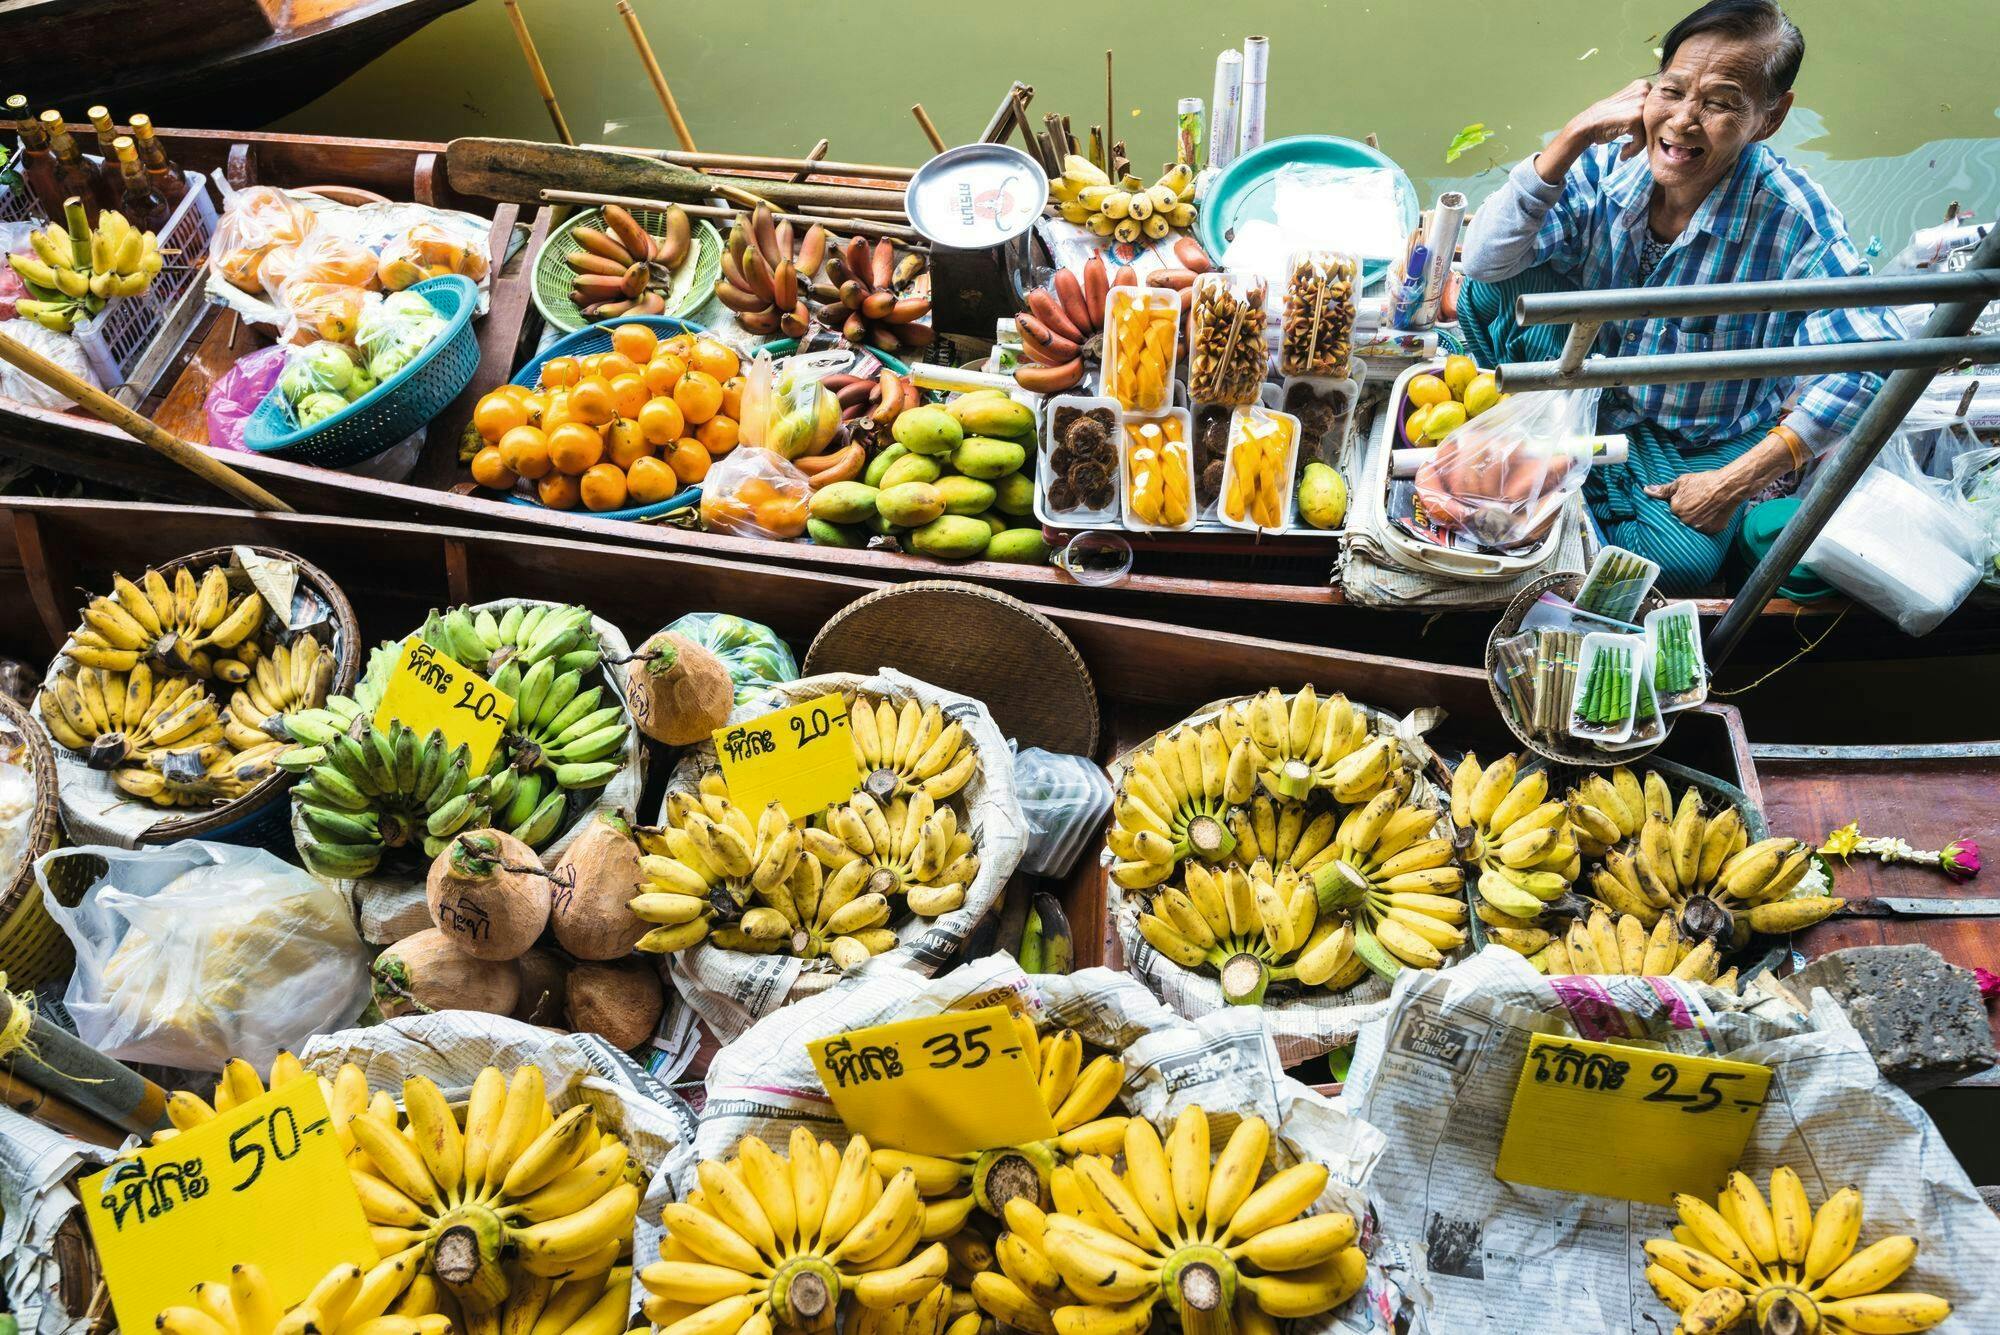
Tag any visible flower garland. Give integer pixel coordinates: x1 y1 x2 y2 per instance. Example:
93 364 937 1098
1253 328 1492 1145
1819 821 1981 881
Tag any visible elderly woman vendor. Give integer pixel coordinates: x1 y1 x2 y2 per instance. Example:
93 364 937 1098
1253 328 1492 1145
1458 0 1899 592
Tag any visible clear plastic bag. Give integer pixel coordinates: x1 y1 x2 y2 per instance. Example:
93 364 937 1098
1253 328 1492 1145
1013 747 1114 877
1186 272 1269 404
203 343 291 452
0 318 100 408
356 289 446 382
278 279 371 346
699 446 811 538
1951 446 2000 587
39 841 371 1071
257 230 381 301
1413 387 1598 548
1804 432 1985 635
657 612 799 705
739 349 842 460
377 219 491 290
1279 250 1359 378
210 186 317 296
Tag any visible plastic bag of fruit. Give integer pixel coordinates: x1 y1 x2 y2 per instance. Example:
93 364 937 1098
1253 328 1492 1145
699 446 812 539
256 229 380 302
355 288 446 380
656 611 798 705
209 186 317 296
376 218 491 290
1413 387 1599 548
738 349 842 460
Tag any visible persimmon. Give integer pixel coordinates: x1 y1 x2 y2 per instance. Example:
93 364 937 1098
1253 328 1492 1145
689 338 740 382
498 425 551 480
605 418 651 470
637 396 685 446
610 323 658 364
568 377 615 427
674 370 723 425
473 392 527 442
695 415 739 455
660 333 696 361
718 374 745 420
536 473 581 510
626 455 679 504
756 496 808 537
548 421 606 475
579 462 629 512
667 439 711 485
595 351 638 382
469 445 517 490
608 373 649 420
540 356 579 389
642 354 687 397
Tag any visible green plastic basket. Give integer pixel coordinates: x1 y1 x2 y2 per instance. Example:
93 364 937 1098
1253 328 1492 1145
534 209 721 334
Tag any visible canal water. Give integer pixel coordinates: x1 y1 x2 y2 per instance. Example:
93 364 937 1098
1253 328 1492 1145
280 0 2000 254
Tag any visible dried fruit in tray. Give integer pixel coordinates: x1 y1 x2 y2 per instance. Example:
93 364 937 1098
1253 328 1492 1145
1187 271 1269 405
1123 413 1192 528
1279 249 1359 378
1046 402 1119 512
1103 286 1179 413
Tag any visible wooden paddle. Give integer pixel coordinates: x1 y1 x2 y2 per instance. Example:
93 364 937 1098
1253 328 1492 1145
446 138 908 216
0 330 293 512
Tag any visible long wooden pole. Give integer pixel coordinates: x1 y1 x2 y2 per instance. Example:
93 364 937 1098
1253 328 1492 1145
579 143 915 182
0 331 292 512
538 189 925 243
789 139 829 183
615 0 698 153
911 105 946 154
502 0 573 146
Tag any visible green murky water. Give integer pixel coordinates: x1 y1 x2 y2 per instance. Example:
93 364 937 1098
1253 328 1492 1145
279 0 2000 252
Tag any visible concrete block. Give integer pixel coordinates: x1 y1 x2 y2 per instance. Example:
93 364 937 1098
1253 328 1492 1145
1790 944 1996 1093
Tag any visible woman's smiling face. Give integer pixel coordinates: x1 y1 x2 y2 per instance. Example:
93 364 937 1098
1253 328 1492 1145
1644 30 1793 197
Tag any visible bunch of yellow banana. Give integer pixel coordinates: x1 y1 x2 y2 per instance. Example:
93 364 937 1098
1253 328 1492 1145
973 1106 1366 1335
806 789 980 918
1449 754 1583 934
7 199 162 332
1050 156 1197 243
37 661 212 769
1107 724 1244 889
851 697 979 803
1303 788 1470 982
1138 858 1355 1004
1521 907 1740 989
851 1282 988 1335
631 776 803 954
1219 686 1403 806
488 1264 641 1335
1567 766 1648 857
155 1052 349 1144
1644 1170 1951 1334
224 633 336 752
870 1013 1128 1222
643 1127 954 1335
63 564 267 682
112 736 292 807
152 1258 443 1335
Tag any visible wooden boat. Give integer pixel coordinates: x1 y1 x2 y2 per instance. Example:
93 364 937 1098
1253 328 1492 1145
3 125 1997 668
0 0 471 129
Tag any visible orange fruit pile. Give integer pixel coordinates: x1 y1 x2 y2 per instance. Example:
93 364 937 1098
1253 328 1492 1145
467 324 744 512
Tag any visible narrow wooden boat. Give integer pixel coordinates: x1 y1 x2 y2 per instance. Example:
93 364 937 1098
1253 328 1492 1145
0 0 471 129
2 126 1995 665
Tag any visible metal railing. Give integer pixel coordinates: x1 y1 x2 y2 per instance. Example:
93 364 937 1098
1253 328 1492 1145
1491 223 2000 669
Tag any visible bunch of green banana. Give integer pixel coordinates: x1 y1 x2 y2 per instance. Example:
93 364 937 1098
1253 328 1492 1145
1220 686 1403 806
851 696 978 803
419 603 600 678
1139 857 1360 1004
1305 789 1470 981
222 632 334 753
62 564 266 681
1643 1170 1951 1334
1107 724 1246 889
290 720 490 878
7 199 163 332
1448 753 1583 936
488 650 629 813
805 789 979 919
1520 906 1740 988
973 1106 1366 1335
872 1015 1128 1224
1049 156 1197 243
38 662 214 770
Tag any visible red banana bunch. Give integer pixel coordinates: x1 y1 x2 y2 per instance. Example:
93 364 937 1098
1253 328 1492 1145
714 204 826 338
813 237 934 354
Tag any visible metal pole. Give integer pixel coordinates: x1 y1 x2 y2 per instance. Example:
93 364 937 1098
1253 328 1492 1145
1515 267 2000 324
1499 334 2000 393
1705 222 2000 669
1557 321 1601 375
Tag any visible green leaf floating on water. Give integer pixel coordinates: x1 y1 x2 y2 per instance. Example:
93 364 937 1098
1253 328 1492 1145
1446 123 1494 164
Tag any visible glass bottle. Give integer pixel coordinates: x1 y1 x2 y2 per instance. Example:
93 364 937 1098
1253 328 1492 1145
40 110 115 222
7 95 66 220
85 106 125 198
127 115 187 205
111 136 172 232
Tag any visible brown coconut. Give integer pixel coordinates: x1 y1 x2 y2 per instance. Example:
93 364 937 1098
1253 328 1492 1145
373 929 522 1018
512 947 573 1028
424 828 552 960
565 957 666 1051
550 811 648 960
625 631 734 746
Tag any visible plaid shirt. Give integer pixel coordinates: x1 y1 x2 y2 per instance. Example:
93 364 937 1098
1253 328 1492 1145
1462 141 1903 454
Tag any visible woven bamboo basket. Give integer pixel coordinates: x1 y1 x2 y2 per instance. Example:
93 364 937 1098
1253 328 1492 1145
0 693 66 986
40 545 362 851
1485 571 1671 768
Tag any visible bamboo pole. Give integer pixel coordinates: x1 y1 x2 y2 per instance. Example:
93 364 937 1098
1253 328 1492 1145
0 989 170 1135
911 105 946 154
0 1069 123 1147
0 331 292 512
790 139 829 183
580 144 915 182
502 0 573 146
615 0 697 153
1104 49 1114 157
538 189 927 244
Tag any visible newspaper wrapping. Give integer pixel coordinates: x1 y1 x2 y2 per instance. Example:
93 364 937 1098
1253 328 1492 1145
1343 945 2000 1333
661 668 1026 1044
1106 693 1449 1066
673 953 1398 1332
300 1011 700 1322
0 1107 115 1335
296 600 647 944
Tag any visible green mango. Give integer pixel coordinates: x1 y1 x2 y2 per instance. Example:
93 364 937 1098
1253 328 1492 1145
876 481 946 528
863 442 908 487
934 475 998 516
809 481 879 524
986 528 1052 564
879 452 943 489
950 437 1028 479
908 515 993 561
807 517 870 548
990 470 1035 516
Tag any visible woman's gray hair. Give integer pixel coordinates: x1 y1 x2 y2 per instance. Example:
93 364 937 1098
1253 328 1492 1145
1659 0 1805 104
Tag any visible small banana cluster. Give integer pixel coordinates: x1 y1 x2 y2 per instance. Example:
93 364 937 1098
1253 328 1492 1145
1050 157 1197 243
8 199 163 332
631 776 805 953
974 1107 1366 1335
1645 1171 1950 1334
419 603 601 680
64 564 267 681
1448 755 1586 938
153 1258 444 1335
489 649 631 818
223 634 336 751
807 790 980 919
1140 859 1356 1004
1108 724 1244 889
851 698 978 803
871 1014 1128 1222
1223 687 1402 807
289 716 489 878
1522 907 1740 989
1306 790 1469 980
643 1128 956 1335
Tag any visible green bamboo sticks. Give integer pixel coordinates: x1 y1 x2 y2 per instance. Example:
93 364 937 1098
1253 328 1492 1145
1573 644 1634 731
1653 613 1701 696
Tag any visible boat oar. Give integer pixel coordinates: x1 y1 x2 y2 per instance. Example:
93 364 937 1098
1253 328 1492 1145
538 188 926 244
501 0 574 146
0 330 293 512
447 137 909 215
615 0 699 153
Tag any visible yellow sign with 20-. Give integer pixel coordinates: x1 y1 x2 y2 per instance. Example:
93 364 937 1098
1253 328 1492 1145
371 636 515 773
713 693 860 822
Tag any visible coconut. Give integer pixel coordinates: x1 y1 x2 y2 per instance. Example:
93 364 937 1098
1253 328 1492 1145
424 828 553 961
624 631 734 746
550 811 648 960
373 928 521 1018
512 947 573 1028
565 957 666 1051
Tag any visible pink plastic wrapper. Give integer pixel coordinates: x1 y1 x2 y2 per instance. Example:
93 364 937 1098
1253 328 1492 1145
0 256 26 322
203 344 291 453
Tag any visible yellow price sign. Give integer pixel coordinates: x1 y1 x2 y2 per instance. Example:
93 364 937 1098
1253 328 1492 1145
372 636 515 774
808 1006 1058 1157
81 1079 375 1329
713 693 861 822
1495 1033 1771 1206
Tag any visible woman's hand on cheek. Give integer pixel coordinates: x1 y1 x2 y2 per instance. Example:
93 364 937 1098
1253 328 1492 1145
1644 469 1746 534
1568 79 1652 158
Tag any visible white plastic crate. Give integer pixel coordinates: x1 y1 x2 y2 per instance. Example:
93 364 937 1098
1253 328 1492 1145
2 147 216 393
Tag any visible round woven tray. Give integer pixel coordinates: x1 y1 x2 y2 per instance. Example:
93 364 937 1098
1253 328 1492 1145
0 692 67 987
1487 571 1670 768
41 545 362 850
803 582 1099 757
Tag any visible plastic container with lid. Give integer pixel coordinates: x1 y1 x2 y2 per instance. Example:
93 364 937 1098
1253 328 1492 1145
1217 404 1300 533
1118 409 1197 533
1102 286 1180 414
